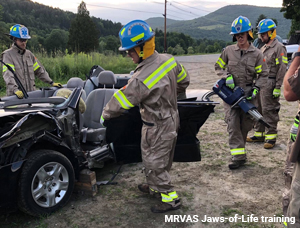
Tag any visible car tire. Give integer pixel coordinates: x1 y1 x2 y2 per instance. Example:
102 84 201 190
18 150 75 216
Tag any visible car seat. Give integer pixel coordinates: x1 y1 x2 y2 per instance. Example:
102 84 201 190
84 65 105 97
53 77 87 101
81 71 117 144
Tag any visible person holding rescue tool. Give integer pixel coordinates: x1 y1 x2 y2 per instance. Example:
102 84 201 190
1 24 62 99
100 20 190 213
215 15 268 170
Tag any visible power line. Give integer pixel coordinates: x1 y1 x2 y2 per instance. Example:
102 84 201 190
145 0 165 4
86 3 162 15
143 0 189 19
168 1 231 25
169 3 201 17
87 2 187 21
167 8 197 18
171 1 212 13
167 13 186 20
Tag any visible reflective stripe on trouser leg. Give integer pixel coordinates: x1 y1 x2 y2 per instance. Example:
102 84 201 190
254 132 265 137
261 82 280 135
161 191 178 203
265 134 277 141
224 103 253 149
230 148 246 156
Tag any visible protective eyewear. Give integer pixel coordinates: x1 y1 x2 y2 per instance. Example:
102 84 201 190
234 32 247 38
18 39 28 43
126 49 135 54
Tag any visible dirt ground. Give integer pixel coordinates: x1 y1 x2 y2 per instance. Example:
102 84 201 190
1 59 299 228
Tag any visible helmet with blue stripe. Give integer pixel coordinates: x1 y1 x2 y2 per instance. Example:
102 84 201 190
118 20 155 51
9 24 31 39
230 16 252 35
257 19 276 34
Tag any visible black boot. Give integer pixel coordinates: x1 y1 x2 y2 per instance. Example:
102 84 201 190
246 135 264 142
151 199 181 213
228 160 246 170
138 183 150 193
138 184 161 198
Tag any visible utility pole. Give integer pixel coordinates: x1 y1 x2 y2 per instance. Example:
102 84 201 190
164 0 167 53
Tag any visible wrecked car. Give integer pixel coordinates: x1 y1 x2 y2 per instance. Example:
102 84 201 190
0 66 217 216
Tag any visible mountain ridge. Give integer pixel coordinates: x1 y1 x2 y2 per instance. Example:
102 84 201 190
146 5 291 41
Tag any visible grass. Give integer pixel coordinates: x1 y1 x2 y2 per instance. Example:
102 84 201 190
222 208 244 216
0 52 136 96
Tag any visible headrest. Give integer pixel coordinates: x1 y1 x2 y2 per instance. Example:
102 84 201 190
56 88 86 113
67 77 84 88
98 70 117 85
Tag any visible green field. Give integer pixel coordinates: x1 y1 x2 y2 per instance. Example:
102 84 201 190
0 52 137 96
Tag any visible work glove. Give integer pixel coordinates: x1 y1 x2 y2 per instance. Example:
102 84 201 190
51 82 63 88
246 86 259 100
14 90 24 99
273 88 281 98
225 74 235 89
290 115 299 142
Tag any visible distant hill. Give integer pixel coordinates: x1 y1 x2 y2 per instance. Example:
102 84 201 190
145 17 179 29
0 0 122 38
146 5 291 41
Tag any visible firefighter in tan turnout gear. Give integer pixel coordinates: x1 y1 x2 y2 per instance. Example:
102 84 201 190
283 45 300 227
1 24 62 98
215 15 268 170
247 19 288 149
100 20 190 213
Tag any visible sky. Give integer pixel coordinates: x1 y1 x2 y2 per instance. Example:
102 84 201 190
33 0 284 24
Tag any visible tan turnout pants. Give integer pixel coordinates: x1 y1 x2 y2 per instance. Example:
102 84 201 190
287 160 300 227
141 116 178 194
283 137 295 217
224 102 254 161
253 79 280 136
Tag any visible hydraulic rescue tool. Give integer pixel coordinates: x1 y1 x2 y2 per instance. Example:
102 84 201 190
213 78 270 128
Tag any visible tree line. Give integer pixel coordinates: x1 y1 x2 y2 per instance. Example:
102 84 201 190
0 0 233 56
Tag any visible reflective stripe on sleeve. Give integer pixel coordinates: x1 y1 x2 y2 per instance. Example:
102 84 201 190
282 56 288 64
217 58 226 69
143 57 177 89
113 90 134 110
230 148 246 156
265 134 277 140
177 64 187 83
33 61 40 71
255 65 262 73
275 58 279 65
3 63 15 72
